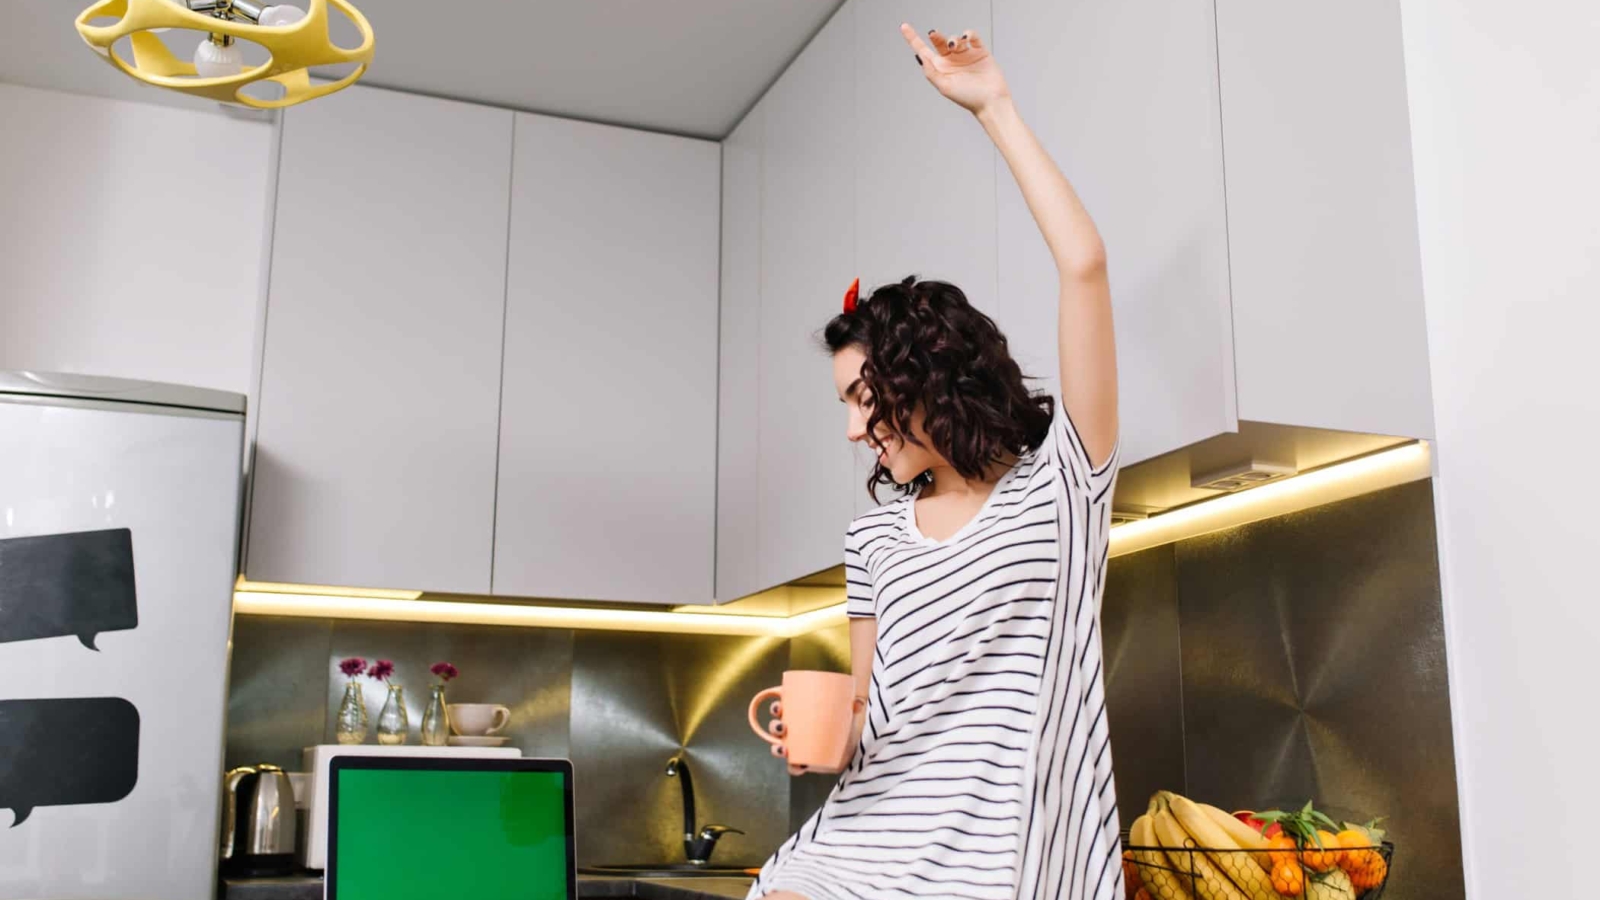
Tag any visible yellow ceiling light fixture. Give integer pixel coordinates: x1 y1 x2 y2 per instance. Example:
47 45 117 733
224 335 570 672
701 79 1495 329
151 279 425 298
75 0 373 109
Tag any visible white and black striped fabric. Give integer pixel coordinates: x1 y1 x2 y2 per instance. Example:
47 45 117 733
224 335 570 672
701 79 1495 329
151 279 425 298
748 402 1123 900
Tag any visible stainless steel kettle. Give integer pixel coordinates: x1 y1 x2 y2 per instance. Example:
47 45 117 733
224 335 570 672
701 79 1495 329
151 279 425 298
220 763 298 876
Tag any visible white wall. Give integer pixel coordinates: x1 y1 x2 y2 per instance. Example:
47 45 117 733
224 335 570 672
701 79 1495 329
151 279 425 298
1400 2 1600 897
0 83 272 395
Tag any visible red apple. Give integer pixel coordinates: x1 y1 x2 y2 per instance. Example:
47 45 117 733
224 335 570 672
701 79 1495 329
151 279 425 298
1232 810 1283 839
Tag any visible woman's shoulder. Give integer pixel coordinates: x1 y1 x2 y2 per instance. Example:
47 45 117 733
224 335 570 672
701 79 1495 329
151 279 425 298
845 498 909 543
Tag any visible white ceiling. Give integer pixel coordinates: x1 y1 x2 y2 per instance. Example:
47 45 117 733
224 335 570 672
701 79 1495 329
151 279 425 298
1 0 842 138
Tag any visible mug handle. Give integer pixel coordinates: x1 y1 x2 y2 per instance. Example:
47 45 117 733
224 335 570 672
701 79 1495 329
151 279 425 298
488 706 511 735
747 687 784 747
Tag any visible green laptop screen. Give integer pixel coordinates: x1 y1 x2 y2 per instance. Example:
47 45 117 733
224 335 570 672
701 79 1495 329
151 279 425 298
332 767 570 900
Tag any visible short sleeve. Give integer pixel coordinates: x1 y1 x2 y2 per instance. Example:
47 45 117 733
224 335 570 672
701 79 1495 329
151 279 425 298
1042 397 1120 503
844 526 874 619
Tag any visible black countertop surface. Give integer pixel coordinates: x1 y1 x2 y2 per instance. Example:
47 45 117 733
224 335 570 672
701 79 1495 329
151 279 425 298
222 873 752 900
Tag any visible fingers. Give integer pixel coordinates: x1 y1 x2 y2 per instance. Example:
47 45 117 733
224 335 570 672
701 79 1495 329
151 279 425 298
903 23 984 61
899 22 936 66
787 764 808 777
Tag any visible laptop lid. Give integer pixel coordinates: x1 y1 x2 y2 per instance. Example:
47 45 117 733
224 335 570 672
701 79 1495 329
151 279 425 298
326 756 576 900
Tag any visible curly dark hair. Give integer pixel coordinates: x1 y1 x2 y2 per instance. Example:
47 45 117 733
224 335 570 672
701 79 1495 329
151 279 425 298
823 276 1053 499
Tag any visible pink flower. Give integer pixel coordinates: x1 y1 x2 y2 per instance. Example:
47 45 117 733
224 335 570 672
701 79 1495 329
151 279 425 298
430 662 459 682
367 659 395 681
338 657 367 678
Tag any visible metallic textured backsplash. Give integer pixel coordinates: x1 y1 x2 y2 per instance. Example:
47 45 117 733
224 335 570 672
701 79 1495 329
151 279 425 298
1101 479 1463 899
1102 544 1188 827
227 618 574 771
230 479 1461 891
567 630 790 868
227 618 798 868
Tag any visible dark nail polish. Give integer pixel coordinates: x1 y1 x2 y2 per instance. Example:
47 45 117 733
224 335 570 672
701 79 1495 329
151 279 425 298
914 54 921 65
947 40 955 48
928 29 935 34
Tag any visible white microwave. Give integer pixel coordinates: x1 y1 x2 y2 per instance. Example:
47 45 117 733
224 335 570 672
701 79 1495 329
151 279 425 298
299 744 522 870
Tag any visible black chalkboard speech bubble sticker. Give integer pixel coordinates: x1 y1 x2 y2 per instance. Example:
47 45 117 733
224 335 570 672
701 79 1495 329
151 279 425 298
0 529 137 651
0 697 140 826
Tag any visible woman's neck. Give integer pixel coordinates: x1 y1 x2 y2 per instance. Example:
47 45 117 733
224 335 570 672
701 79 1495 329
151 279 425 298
921 455 1017 499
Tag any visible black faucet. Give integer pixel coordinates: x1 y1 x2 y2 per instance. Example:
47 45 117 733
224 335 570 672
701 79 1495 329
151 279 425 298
665 755 743 865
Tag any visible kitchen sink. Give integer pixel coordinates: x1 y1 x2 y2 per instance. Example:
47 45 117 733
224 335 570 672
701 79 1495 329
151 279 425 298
580 863 755 879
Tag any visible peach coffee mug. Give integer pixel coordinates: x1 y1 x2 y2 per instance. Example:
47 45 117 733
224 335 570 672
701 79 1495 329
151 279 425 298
748 670 862 772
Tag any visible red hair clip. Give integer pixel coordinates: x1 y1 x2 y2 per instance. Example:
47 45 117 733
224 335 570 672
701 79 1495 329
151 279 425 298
843 278 860 314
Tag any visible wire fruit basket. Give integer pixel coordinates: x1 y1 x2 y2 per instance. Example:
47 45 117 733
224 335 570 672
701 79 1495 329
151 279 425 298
1123 840 1394 900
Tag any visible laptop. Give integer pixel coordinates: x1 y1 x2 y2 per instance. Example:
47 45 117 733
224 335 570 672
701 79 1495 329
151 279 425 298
325 756 577 900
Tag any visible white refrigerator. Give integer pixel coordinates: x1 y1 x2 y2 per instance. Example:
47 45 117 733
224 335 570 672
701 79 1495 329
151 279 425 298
0 371 245 900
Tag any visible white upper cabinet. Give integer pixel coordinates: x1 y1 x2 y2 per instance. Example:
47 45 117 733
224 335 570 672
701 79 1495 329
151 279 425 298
853 0 998 313
495 113 720 605
757 1 860 587
1215 0 1433 439
247 86 512 592
992 0 1238 465
716 103 766 603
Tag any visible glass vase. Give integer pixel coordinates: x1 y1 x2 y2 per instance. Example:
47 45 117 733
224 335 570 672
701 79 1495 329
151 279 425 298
335 679 368 745
376 683 409 745
421 684 451 746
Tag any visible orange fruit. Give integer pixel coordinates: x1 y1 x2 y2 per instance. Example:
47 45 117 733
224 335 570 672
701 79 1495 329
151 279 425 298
1350 853 1389 891
1270 861 1305 896
1267 834 1298 869
1300 830 1341 872
1122 850 1141 899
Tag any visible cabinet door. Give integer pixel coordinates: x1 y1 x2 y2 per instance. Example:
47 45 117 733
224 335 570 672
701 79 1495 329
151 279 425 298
758 2 859 587
993 0 1237 465
716 103 765 602
247 86 511 592
496 113 720 605
853 0 997 309
1216 0 1433 438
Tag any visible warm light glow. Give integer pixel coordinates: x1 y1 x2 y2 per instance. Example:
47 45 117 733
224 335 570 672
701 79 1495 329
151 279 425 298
677 635 788 744
233 590 849 637
1110 441 1430 558
235 578 421 600
233 443 1427 633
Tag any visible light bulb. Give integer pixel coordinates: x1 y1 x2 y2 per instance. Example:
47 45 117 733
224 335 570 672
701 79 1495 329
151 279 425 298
193 38 243 78
258 4 306 26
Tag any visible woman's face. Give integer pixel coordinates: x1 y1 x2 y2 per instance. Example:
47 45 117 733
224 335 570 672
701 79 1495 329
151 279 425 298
833 345 941 484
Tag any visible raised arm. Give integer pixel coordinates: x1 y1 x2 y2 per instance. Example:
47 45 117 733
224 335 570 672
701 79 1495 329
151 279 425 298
901 24 1118 467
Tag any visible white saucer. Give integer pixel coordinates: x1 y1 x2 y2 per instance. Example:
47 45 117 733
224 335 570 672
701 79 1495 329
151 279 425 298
448 735 510 747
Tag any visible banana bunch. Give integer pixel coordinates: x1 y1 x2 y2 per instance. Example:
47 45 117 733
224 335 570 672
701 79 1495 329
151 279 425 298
1127 792 1356 900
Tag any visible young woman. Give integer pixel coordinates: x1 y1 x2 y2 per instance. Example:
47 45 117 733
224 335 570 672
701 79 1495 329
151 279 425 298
747 23 1123 900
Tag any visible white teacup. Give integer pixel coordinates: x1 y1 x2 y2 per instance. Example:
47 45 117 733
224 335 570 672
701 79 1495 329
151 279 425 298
448 703 511 736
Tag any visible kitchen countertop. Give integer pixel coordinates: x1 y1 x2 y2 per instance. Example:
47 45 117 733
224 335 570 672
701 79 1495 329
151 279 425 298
222 873 753 900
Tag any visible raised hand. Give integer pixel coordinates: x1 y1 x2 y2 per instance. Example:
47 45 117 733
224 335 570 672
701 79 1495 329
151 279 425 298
901 23 1011 116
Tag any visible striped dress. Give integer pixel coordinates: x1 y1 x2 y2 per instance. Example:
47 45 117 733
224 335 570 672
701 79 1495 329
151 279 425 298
748 402 1123 900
